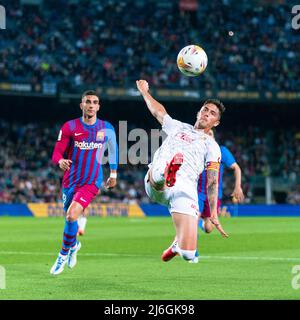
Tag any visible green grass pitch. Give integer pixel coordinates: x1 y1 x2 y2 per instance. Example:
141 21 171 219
0 216 300 300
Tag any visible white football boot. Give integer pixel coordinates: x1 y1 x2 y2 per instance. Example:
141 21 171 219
50 254 68 275
68 241 81 269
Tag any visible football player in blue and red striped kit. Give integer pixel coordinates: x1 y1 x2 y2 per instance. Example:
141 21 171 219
50 90 118 275
198 129 244 234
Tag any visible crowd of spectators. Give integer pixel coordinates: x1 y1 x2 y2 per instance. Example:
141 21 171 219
0 119 299 204
287 185 300 204
0 1 298 205
1 0 298 92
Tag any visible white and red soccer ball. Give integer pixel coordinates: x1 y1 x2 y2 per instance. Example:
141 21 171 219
177 45 208 77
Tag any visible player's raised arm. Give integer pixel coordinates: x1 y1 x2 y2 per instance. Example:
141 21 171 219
136 80 167 125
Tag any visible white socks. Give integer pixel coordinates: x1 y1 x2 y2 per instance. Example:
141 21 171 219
179 249 197 261
171 241 198 263
78 216 87 231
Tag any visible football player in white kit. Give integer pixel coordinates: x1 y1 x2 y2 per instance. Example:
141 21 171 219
136 80 228 263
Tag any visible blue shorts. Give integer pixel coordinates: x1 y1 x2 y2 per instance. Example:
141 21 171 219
62 187 75 212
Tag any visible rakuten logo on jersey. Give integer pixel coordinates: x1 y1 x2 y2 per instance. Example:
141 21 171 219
74 141 103 150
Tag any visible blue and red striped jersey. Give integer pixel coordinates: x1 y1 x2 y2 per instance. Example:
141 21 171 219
197 145 236 201
52 117 118 189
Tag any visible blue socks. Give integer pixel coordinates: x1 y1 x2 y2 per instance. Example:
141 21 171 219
60 220 78 256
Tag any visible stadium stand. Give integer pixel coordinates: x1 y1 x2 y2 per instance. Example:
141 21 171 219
0 0 299 205
1 0 298 92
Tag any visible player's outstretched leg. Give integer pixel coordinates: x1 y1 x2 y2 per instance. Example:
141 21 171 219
150 152 183 190
50 219 78 275
171 212 198 263
164 153 183 187
198 218 214 233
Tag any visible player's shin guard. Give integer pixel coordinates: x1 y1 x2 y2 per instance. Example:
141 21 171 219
178 248 197 261
60 219 78 256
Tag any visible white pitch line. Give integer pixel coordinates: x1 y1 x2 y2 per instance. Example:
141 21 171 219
200 255 300 262
0 251 141 258
0 251 300 262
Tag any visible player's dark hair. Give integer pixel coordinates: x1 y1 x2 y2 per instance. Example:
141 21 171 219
203 99 225 119
82 90 99 100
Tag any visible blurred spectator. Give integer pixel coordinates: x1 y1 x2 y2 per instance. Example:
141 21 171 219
287 185 300 205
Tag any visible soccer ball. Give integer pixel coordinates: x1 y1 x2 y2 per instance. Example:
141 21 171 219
177 45 208 77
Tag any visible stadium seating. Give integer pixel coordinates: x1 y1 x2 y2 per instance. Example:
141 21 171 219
1 1 299 204
1 0 298 92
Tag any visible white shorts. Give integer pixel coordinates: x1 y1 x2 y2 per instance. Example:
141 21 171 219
144 171 199 218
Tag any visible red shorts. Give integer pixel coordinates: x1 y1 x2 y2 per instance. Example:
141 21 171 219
63 184 99 211
73 184 99 209
200 199 221 219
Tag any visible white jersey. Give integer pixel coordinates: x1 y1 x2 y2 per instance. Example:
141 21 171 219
151 114 221 199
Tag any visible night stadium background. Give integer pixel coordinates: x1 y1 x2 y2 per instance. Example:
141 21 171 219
0 0 300 300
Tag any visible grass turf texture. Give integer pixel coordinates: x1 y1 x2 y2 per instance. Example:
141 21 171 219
0 216 300 300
